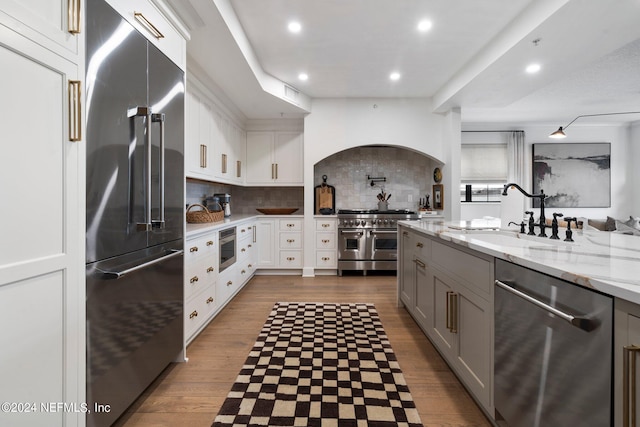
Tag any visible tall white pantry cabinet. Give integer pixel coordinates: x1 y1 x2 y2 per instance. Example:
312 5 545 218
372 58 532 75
0 1 86 427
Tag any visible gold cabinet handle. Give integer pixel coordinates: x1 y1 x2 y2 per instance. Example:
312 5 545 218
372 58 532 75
206 297 214 304
189 310 198 319
403 231 409 236
287 224 295 228
241 248 246 252
199 144 206 168
134 12 164 39
275 163 278 179
190 276 199 284
248 264 253 268
286 239 295 243
68 0 81 34
286 257 295 261
237 160 242 178
322 223 330 228
248 244 252 248
322 257 330 261
221 153 227 173
271 163 275 180
190 246 198 252
624 345 640 427
206 240 214 246
206 266 214 273
226 280 233 286
322 239 330 243
241 228 246 233
68 80 82 142
241 269 246 274
416 242 424 248
414 259 426 268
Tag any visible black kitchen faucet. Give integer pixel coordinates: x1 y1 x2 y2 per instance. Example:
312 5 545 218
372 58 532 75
502 183 548 237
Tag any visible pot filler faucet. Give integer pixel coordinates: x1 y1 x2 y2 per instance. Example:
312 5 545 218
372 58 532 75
502 183 548 237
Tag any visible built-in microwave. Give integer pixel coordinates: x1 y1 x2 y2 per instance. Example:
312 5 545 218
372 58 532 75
219 226 236 272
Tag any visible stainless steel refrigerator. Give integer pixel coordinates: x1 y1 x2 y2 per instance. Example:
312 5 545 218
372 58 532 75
85 0 184 425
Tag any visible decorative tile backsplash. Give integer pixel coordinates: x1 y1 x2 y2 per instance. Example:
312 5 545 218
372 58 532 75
314 146 435 211
186 179 303 215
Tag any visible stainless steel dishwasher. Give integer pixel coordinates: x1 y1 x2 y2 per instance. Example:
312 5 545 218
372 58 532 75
494 259 613 427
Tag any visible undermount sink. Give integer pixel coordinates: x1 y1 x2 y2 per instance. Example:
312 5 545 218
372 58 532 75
443 229 578 248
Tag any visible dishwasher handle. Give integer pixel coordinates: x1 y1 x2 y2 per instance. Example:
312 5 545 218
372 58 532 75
495 280 593 331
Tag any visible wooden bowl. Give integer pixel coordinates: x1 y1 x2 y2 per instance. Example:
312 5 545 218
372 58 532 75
256 208 299 215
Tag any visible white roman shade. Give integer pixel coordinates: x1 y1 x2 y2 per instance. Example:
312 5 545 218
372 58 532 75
460 143 507 182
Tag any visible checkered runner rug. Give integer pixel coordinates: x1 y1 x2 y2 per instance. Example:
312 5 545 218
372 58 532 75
213 302 423 427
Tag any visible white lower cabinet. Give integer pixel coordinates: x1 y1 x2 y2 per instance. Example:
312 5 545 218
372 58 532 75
398 225 494 415
184 221 256 344
256 217 304 270
315 218 338 270
615 298 640 427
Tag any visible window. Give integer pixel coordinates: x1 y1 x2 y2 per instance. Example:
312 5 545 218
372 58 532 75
460 142 507 203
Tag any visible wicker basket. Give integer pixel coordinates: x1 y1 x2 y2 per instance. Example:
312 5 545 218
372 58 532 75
186 203 224 224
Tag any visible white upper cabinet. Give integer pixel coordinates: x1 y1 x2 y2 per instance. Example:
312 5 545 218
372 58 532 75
0 0 81 57
105 0 186 70
245 131 304 185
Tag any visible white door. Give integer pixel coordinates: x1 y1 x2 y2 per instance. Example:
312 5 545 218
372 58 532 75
246 131 275 184
274 132 303 184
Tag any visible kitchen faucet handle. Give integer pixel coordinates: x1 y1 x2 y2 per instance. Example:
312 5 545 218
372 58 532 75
564 217 577 242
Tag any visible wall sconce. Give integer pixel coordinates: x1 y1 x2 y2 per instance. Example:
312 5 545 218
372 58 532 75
549 111 640 139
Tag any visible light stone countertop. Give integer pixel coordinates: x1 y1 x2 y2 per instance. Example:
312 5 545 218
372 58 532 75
186 214 303 237
398 219 640 305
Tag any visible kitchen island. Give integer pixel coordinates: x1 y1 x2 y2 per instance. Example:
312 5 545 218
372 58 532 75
397 219 640 427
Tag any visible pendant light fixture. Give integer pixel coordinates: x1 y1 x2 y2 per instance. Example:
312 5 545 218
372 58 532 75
549 111 640 139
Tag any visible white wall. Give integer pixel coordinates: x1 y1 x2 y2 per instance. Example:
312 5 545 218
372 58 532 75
462 122 635 222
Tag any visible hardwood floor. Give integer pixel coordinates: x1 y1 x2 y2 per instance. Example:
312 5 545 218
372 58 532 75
114 274 493 427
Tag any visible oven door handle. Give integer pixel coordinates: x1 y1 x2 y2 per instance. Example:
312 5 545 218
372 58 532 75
495 280 593 331
340 230 364 236
369 230 397 235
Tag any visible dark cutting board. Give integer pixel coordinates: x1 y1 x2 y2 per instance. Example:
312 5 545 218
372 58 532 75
315 175 336 215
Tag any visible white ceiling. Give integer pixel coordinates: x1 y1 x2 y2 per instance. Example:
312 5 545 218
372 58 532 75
167 0 640 126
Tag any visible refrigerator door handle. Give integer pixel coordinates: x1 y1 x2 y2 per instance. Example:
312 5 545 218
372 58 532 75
129 106 153 231
152 113 166 229
98 249 183 279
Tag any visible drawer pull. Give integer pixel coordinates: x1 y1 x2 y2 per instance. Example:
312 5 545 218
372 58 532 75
241 228 246 233
190 246 198 253
624 345 640 427
322 223 330 228
248 244 252 248
241 248 246 252
68 0 81 34
414 259 426 268
206 267 214 273
403 231 409 236
287 257 295 261
248 264 252 268
206 240 214 246
241 269 246 274
322 257 330 261
206 297 214 304
134 12 164 39
227 280 233 286
287 223 295 228
416 242 424 248
321 239 330 243
287 239 295 243
68 80 82 141
190 276 199 283
189 310 198 319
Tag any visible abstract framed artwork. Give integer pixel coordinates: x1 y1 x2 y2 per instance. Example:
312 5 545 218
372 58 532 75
532 142 611 208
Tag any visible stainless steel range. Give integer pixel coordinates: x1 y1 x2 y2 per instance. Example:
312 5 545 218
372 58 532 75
337 209 419 275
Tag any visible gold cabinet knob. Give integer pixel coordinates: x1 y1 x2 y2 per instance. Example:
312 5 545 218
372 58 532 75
190 276 199 283
206 297 214 304
227 281 233 286
190 246 198 252
206 266 214 273
189 310 198 319
206 241 214 246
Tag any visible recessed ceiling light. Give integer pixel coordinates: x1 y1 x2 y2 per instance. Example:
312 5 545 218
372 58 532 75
298 73 308 81
417 20 433 32
288 21 302 33
389 72 401 81
526 63 541 74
